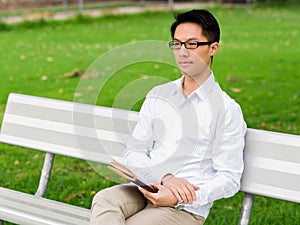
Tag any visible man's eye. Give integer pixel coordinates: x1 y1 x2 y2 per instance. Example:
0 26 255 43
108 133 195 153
187 42 197 47
173 42 181 47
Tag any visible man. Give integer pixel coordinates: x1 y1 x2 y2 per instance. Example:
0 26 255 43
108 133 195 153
90 9 246 225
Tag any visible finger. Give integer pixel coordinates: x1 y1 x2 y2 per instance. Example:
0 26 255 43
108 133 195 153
189 188 197 203
178 186 193 204
167 181 188 203
192 185 199 201
151 183 162 189
170 184 190 204
185 184 198 202
189 184 200 201
181 180 199 202
178 181 198 204
169 186 182 202
140 187 158 205
138 187 152 197
192 184 200 191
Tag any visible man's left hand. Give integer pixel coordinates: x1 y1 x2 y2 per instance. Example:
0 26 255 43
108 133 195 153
138 184 178 207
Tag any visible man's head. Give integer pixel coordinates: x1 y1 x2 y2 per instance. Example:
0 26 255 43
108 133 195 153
169 10 220 79
170 9 220 44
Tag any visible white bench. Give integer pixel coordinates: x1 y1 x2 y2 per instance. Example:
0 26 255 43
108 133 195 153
0 93 299 225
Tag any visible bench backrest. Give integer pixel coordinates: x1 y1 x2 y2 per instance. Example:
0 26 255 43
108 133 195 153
240 128 300 203
1 93 300 204
0 93 139 164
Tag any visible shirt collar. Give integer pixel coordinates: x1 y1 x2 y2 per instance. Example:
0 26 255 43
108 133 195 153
174 72 217 101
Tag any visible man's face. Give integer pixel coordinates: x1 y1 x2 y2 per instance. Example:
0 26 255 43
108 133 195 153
173 22 218 79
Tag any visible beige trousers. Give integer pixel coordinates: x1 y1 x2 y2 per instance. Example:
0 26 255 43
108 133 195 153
90 184 205 225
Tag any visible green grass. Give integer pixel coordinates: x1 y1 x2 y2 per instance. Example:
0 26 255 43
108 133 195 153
0 5 299 225
0 1 140 19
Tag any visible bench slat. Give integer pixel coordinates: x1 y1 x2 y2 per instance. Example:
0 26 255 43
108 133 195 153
241 181 300 203
5 93 139 120
0 187 89 225
6 102 138 134
4 113 132 144
2 121 129 152
0 133 121 164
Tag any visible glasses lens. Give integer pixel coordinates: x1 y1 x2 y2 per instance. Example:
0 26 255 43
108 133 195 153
169 41 181 50
185 41 198 49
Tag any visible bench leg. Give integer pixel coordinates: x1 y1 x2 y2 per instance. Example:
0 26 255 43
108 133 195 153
35 152 55 197
0 219 3 225
238 193 254 225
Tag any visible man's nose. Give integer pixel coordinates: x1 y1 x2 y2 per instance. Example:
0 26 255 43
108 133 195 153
178 44 189 57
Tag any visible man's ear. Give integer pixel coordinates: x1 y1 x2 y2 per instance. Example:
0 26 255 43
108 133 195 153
210 42 219 56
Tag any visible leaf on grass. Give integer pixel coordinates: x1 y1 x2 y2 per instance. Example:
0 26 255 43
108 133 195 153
63 68 82 78
46 56 53 62
20 55 26 60
261 122 281 131
74 92 82 97
64 193 76 201
229 87 243 93
14 160 19 165
261 122 267 129
41 76 48 81
270 122 281 130
226 76 242 83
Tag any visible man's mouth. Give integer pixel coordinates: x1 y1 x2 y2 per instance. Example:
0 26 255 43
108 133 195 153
179 61 193 66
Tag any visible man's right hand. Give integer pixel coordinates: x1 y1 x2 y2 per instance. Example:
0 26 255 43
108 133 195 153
161 174 199 205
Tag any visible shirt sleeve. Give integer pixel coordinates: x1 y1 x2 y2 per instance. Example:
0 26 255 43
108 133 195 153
192 101 247 207
122 91 163 183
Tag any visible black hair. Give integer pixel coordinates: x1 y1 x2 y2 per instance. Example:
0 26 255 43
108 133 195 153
170 9 220 43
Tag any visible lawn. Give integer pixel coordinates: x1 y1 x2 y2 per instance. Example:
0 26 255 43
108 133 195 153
0 4 299 225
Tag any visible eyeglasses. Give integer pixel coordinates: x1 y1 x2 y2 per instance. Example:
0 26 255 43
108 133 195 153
168 40 212 50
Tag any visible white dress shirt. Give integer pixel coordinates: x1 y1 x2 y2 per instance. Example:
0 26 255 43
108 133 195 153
123 72 247 218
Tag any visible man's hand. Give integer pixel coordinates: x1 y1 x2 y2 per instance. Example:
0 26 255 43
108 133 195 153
138 184 178 207
162 175 199 204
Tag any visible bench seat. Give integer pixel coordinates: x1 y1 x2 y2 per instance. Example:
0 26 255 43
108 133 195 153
0 187 90 225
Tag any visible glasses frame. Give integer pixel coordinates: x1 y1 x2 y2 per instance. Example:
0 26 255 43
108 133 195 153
168 40 213 50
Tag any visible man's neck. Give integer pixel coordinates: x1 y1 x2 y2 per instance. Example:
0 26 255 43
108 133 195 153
182 71 211 98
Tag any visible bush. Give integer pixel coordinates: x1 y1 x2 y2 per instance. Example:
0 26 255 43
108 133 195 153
0 21 11 32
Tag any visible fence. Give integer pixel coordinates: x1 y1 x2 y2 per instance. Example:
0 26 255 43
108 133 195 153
0 0 175 11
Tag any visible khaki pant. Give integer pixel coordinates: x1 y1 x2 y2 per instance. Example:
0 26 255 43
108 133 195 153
90 184 205 225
